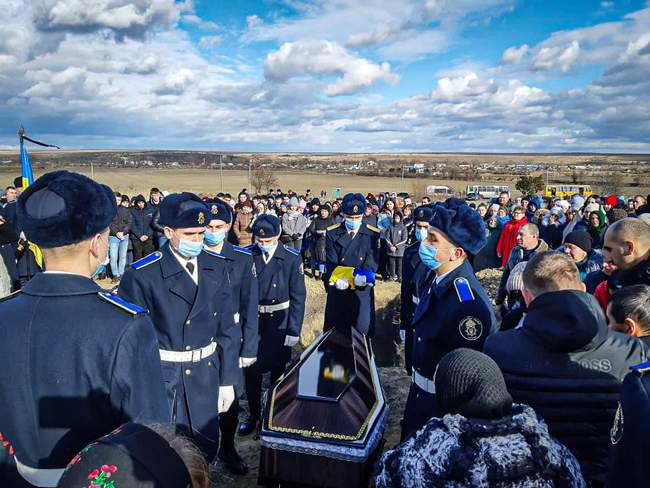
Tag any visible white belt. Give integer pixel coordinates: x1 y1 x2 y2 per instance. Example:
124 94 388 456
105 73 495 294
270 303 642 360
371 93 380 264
412 369 436 394
258 301 290 314
159 341 217 363
14 456 64 487
234 312 240 324
412 295 420 305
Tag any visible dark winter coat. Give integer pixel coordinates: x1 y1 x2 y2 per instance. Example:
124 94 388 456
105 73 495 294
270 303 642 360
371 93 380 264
385 222 408 257
376 403 586 488
473 225 501 271
484 290 648 487
496 239 549 304
109 206 133 237
308 216 334 262
130 203 154 240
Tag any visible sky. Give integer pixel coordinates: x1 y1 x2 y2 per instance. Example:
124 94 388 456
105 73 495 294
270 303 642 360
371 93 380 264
1 0 650 153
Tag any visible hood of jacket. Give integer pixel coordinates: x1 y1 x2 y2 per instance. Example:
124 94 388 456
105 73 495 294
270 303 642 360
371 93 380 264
524 290 608 353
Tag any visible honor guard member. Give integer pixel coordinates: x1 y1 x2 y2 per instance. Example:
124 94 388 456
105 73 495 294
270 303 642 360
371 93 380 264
400 204 435 375
203 198 259 474
607 362 650 487
401 198 495 440
0 171 169 487
238 214 306 436
118 192 239 461
323 193 380 335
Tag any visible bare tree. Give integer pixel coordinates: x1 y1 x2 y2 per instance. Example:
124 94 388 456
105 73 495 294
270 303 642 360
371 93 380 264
251 166 278 194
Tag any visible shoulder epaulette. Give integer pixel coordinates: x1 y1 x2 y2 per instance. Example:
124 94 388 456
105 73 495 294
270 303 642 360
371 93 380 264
327 223 341 231
203 249 226 259
365 224 380 233
0 290 21 303
98 291 147 315
233 246 252 256
244 244 257 251
131 251 162 270
453 277 475 303
630 361 650 375
284 245 300 256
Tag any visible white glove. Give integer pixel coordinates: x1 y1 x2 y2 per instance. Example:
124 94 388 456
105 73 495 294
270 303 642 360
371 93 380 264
284 335 300 347
399 329 406 342
217 385 235 413
335 278 349 290
353 274 367 288
239 357 257 368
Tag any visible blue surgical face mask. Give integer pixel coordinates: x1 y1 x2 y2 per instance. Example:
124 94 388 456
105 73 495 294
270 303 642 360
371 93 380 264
345 218 362 232
91 236 109 278
418 242 452 270
415 227 428 242
204 229 226 246
258 241 278 254
174 233 204 258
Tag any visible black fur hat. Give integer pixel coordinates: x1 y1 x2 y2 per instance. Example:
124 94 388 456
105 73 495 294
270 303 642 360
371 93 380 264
158 192 207 228
429 198 487 255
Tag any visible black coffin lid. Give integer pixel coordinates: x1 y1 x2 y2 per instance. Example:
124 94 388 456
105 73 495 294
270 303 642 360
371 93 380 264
262 327 385 448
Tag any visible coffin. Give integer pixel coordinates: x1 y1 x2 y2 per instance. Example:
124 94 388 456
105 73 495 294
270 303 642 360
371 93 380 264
258 327 387 488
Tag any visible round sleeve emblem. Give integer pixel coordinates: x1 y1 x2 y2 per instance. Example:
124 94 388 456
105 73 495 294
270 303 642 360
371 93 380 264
459 316 483 341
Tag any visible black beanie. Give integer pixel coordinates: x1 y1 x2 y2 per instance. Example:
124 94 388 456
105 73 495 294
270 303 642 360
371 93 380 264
564 230 592 254
435 349 513 420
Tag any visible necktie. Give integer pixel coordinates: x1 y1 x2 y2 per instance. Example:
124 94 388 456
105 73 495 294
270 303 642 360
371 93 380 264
186 261 194 275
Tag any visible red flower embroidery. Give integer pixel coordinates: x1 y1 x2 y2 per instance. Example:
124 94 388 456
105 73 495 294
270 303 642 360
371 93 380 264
86 465 118 487
88 469 99 480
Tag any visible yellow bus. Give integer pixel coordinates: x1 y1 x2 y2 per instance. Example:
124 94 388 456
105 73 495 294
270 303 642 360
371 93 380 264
544 184 592 199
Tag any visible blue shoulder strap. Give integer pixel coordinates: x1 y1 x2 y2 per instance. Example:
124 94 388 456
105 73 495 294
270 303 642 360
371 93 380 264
203 249 226 259
131 251 162 270
453 277 475 302
630 361 650 375
234 246 253 255
98 291 147 315
284 245 300 256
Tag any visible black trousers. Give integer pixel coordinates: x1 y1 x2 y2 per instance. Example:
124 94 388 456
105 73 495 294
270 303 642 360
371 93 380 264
387 256 403 280
132 238 155 260
219 398 240 449
244 363 285 422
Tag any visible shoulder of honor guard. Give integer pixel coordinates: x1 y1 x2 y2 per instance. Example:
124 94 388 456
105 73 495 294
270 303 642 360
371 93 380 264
233 246 253 256
365 224 380 233
97 291 148 315
630 361 650 376
453 277 475 303
283 245 301 256
244 244 257 251
203 249 226 259
326 223 341 231
0 289 21 303
131 251 162 270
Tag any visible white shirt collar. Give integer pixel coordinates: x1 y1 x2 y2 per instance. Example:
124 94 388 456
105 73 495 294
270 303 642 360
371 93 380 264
170 247 198 285
263 243 279 263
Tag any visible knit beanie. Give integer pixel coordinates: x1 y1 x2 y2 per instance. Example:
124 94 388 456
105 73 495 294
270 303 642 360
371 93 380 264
564 230 592 253
506 261 528 293
435 349 513 420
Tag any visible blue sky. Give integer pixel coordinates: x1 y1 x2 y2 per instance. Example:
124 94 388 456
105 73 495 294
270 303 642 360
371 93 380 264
1 0 650 152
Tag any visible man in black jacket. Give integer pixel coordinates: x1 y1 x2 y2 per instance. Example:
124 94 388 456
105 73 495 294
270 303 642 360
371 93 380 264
484 251 647 487
108 193 133 283
130 195 155 260
603 218 650 290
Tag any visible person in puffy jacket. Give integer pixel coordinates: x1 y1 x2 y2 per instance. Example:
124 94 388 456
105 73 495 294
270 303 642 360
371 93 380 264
485 251 647 487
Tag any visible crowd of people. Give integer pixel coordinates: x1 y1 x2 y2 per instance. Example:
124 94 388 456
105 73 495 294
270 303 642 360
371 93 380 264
1 171 649 488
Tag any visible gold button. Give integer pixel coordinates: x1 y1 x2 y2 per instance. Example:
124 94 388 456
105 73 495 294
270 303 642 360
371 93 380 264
185 345 191 351
185 320 191 325
272 299 276 303
185 369 191 376
418 337 421 342
341 258 345 262
213 312 217 316
208 361 212 366
272 283 276 288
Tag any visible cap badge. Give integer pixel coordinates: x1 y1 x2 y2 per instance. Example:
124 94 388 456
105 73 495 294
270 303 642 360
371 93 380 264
259 228 265 236
211 204 218 215
197 212 205 225
353 205 359 213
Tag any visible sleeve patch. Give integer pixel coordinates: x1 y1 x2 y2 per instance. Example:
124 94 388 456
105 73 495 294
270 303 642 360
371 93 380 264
454 277 475 303
131 251 162 270
98 291 148 315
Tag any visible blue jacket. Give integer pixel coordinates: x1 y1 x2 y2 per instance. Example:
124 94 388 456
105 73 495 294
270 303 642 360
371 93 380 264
130 205 154 239
323 222 380 335
117 243 240 457
0 273 170 486
248 243 306 372
211 241 259 359
485 290 648 487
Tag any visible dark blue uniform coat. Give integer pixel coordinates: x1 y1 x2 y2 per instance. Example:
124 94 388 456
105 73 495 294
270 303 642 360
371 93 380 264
248 244 306 372
0 273 170 487
401 260 495 439
117 243 240 458
400 242 434 375
214 242 259 360
323 223 380 335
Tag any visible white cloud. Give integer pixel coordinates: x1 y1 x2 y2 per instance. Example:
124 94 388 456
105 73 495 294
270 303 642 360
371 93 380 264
124 54 160 74
534 40 580 72
182 14 219 30
198 35 222 49
154 68 195 95
246 15 262 29
500 44 528 64
264 40 400 96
